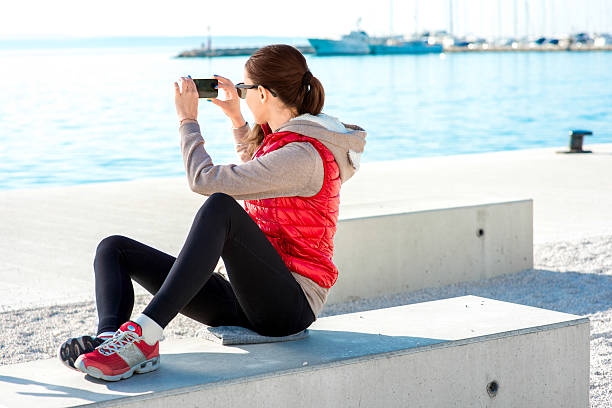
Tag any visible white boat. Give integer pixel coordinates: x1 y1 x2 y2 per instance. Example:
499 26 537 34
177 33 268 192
307 31 371 56
594 34 612 47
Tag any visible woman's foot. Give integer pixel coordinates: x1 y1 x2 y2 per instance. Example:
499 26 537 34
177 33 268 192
58 335 112 371
75 321 160 381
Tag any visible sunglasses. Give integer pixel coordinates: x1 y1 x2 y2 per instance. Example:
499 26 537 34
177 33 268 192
235 82 278 99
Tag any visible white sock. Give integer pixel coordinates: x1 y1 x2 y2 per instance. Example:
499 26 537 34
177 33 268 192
133 313 164 346
97 331 115 339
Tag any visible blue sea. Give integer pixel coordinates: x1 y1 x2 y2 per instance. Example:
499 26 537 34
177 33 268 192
1 36 611 190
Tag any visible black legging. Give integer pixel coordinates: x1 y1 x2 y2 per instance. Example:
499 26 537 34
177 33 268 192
93 192 315 338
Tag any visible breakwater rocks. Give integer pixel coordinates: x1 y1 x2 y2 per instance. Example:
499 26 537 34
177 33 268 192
178 45 315 57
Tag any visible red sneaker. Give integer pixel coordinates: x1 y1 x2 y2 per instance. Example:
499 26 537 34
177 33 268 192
75 321 159 381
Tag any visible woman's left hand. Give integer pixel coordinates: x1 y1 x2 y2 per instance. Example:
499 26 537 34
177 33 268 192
174 77 199 122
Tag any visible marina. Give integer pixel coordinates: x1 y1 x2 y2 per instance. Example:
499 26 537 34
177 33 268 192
177 31 445 57
177 0 612 58
177 31 612 57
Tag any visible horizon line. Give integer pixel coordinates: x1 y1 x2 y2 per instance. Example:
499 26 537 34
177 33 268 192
0 34 312 41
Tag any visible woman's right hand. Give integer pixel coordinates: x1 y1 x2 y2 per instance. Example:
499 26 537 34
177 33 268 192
210 75 246 128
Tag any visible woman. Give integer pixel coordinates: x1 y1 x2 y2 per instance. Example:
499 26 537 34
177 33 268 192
58 44 366 381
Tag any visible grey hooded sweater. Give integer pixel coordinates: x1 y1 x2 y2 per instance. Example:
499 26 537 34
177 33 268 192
179 113 367 317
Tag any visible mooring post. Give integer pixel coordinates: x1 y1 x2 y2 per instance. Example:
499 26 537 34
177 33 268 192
557 129 593 154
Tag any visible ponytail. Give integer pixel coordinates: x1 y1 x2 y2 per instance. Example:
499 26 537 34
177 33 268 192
298 74 324 116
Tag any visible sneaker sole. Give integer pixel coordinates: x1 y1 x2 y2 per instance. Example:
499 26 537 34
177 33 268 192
58 336 103 371
75 356 160 381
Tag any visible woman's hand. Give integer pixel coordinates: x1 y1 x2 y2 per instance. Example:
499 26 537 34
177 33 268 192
174 77 199 123
210 75 246 128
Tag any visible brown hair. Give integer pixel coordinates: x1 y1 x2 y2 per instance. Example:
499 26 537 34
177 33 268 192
242 44 325 158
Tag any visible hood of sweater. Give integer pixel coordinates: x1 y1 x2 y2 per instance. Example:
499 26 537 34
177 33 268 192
272 113 367 184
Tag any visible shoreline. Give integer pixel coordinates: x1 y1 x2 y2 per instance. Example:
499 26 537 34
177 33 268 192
1 142 611 194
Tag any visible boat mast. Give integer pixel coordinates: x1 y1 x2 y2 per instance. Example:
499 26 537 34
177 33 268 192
389 0 393 36
449 0 454 37
206 25 211 51
514 0 518 39
525 0 530 40
414 0 419 37
584 0 590 34
541 0 547 37
498 0 503 40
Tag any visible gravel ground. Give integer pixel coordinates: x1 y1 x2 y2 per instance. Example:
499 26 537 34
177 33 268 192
1 235 610 406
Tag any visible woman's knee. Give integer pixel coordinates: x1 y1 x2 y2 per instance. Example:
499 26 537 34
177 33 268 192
207 192 238 207
197 192 239 218
95 234 130 257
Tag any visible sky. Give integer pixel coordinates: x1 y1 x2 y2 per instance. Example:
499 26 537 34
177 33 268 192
0 0 610 40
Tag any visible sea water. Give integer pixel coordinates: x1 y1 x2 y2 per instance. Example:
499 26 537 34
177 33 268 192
1 36 611 190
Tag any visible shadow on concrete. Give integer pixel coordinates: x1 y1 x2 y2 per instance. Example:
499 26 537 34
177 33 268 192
323 269 612 318
0 330 448 404
0 374 112 400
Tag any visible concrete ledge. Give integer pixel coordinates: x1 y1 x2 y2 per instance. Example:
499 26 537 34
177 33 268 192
0 296 589 407
329 199 533 304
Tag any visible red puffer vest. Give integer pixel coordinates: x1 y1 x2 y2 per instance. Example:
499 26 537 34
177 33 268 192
244 123 341 288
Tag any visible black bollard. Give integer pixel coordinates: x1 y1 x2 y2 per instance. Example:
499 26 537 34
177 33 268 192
557 130 593 154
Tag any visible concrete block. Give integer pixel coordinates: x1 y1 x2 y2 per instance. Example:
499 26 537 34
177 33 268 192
329 199 533 304
0 295 588 407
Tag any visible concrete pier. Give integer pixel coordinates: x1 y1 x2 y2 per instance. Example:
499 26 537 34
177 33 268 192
1 143 611 311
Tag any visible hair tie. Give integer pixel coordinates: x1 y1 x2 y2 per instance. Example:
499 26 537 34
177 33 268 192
301 70 313 87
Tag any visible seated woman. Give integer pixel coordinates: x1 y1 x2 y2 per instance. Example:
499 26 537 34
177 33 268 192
58 44 367 381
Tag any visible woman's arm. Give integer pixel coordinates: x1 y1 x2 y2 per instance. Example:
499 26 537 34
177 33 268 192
174 76 322 199
176 74 252 164
181 122 323 200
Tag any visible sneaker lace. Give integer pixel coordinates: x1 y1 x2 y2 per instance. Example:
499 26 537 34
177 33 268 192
96 330 142 356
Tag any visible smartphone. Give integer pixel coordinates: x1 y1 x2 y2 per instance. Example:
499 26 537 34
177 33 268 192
193 78 218 98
